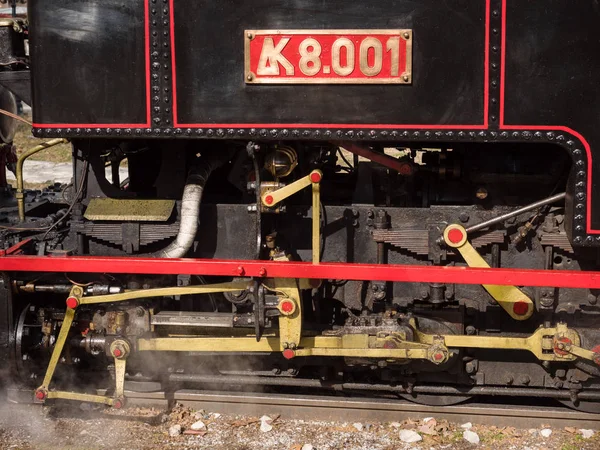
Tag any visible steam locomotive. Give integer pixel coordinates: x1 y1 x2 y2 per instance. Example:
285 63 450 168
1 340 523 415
0 0 600 412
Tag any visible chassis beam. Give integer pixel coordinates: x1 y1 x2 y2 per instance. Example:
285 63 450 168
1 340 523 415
4 255 600 289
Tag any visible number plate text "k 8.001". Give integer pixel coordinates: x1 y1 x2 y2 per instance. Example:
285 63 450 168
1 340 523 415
245 30 413 85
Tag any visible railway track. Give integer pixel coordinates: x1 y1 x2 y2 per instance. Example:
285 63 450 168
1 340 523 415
84 389 600 430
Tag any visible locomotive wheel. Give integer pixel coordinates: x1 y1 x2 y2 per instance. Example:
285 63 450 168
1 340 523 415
14 304 46 384
398 316 471 406
399 392 471 406
559 399 600 414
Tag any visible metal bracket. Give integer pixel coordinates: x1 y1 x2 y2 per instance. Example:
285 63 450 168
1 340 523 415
443 224 535 320
271 278 302 352
261 170 322 264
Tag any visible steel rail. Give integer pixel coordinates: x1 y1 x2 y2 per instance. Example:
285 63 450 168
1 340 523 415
11 386 600 428
167 390 600 429
168 373 600 400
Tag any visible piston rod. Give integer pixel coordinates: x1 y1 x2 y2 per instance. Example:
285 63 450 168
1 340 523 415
466 192 566 234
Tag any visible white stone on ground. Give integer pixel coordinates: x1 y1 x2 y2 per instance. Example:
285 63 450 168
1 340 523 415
168 424 182 437
540 428 552 438
190 420 206 431
389 422 401 428
461 422 473 429
259 415 273 433
301 445 314 450
353 423 363 431
463 430 480 444
580 429 595 439
399 429 422 443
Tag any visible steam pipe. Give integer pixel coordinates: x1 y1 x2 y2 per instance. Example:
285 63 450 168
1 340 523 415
149 156 226 258
16 138 68 221
466 192 566 234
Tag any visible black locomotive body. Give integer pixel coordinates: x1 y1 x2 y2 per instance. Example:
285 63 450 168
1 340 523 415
0 0 599 412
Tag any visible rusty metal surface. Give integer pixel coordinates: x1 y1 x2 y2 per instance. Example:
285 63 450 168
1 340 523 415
372 229 506 256
84 198 176 221
540 232 575 254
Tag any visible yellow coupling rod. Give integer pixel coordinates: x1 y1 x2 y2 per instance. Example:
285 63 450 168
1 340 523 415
16 138 69 222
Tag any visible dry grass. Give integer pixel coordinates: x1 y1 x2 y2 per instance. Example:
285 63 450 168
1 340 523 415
13 114 72 163
6 180 57 190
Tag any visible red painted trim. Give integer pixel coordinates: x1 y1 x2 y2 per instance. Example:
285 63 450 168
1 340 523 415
173 123 488 130
170 0 491 130
3 256 600 289
498 0 596 234
32 1 152 129
144 0 152 127
33 123 151 129
170 0 178 128
483 0 490 128
499 0 507 127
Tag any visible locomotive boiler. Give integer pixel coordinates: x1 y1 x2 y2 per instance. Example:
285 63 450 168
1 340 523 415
0 0 599 413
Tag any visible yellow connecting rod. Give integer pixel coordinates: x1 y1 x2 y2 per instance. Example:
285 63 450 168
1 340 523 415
443 224 535 320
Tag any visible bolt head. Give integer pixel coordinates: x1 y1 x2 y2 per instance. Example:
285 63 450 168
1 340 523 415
310 172 322 183
66 297 79 309
280 300 294 313
258 268 267 277
282 349 295 359
476 187 488 200
554 337 573 356
264 195 274 205
35 390 46 401
113 348 123 358
447 228 465 244
398 163 412 176
512 301 529 316
236 266 245 276
383 341 398 349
